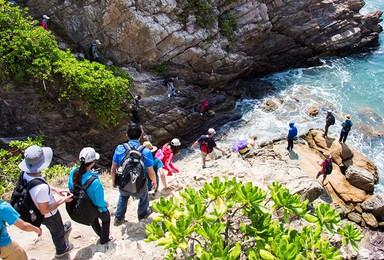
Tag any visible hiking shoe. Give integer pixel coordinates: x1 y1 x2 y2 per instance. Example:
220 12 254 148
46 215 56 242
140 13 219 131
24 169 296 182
100 235 116 245
55 243 73 258
138 207 153 221
113 217 126 226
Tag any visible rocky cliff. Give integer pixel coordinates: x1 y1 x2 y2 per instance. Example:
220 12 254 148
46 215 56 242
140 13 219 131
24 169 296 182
20 0 382 86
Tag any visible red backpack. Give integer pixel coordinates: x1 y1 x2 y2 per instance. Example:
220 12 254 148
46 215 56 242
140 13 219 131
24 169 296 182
200 139 212 154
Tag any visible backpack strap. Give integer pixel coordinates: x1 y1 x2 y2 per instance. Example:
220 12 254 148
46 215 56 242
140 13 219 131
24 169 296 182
82 176 97 190
22 171 50 194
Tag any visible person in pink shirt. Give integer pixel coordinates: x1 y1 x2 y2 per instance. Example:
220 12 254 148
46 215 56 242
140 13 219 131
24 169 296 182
155 138 181 176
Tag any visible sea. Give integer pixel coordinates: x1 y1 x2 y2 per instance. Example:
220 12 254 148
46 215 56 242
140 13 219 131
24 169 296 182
219 0 384 193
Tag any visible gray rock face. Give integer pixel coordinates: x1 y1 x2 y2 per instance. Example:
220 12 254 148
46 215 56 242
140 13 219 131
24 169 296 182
21 0 382 86
346 165 375 192
361 193 384 221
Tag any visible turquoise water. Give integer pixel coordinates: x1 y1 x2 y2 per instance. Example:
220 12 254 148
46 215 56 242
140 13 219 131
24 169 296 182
222 0 384 192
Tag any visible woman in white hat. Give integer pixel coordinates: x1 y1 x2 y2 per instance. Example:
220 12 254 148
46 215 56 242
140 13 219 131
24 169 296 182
68 147 114 244
155 138 181 176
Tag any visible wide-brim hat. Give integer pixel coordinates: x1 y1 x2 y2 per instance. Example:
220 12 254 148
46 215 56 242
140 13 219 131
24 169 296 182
143 141 158 152
345 114 351 120
19 145 53 173
323 151 332 158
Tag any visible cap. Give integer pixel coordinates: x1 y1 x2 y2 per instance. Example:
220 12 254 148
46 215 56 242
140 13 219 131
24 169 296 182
79 147 100 163
143 141 158 152
19 145 53 173
171 138 181 146
42 15 50 20
95 40 101 45
208 128 216 135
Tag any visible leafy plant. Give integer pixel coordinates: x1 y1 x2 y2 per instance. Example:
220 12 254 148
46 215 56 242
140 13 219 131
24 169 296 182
0 136 71 197
219 13 239 41
177 0 217 29
154 61 169 76
0 1 132 125
146 178 363 259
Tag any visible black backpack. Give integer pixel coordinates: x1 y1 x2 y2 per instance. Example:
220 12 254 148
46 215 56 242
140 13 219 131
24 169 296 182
328 114 335 125
324 159 333 175
344 120 352 132
66 171 98 226
118 143 146 193
11 172 48 227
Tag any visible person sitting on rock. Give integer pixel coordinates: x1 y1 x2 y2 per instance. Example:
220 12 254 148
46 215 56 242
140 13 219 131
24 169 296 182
316 152 333 184
163 78 177 98
143 141 174 192
232 136 257 156
155 138 181 176
195 100 210 116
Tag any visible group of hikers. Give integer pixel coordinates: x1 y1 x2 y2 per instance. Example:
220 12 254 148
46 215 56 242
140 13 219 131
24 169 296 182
285 110 353 184
0 108 355 258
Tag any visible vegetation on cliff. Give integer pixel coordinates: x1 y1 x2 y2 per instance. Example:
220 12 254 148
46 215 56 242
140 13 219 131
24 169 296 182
0 0 132 125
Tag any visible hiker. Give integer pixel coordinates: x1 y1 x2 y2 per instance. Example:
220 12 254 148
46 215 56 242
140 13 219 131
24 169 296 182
110 123 157 226
163 78 177 98
0 200 42 260
195 100 210 116
39 15 50 30
143 141 174 192
18 145 73 258
232 136 257 156
316 152 333 184
191 128 226 169
155 138 181 176
323 110 335 138
339 114 353 143
130 95 141 123
90 40 101 63
286 122 298 151
68 147 114 244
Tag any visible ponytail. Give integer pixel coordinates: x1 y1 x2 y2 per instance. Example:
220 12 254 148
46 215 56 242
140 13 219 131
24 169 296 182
73 157 93 185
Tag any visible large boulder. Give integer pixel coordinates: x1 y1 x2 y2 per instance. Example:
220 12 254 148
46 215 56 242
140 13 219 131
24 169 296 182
345 165 375 192
21 0 383 86
328 169 367 203
361 193 384 221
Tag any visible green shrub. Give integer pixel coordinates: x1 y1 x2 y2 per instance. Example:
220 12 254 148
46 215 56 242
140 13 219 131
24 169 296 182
155 61 169 76
219 13 239 41
0 136 71 197
0 0 132 125
146 177 363 259
178 0 217 29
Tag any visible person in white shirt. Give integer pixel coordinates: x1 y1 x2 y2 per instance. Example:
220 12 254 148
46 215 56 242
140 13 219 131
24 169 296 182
18 145 74 258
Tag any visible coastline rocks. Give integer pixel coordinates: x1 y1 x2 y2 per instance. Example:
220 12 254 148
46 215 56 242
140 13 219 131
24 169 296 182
361 193 384 221
328 169 367 203
21 0 383 86
346 165 375 192
306 105 319 117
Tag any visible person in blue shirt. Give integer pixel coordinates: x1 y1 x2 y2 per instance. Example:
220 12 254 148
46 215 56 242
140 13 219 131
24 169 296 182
110 123 157 226
0 200 42 260
68 147 114 245
339 114 353 143
287 122 298 151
